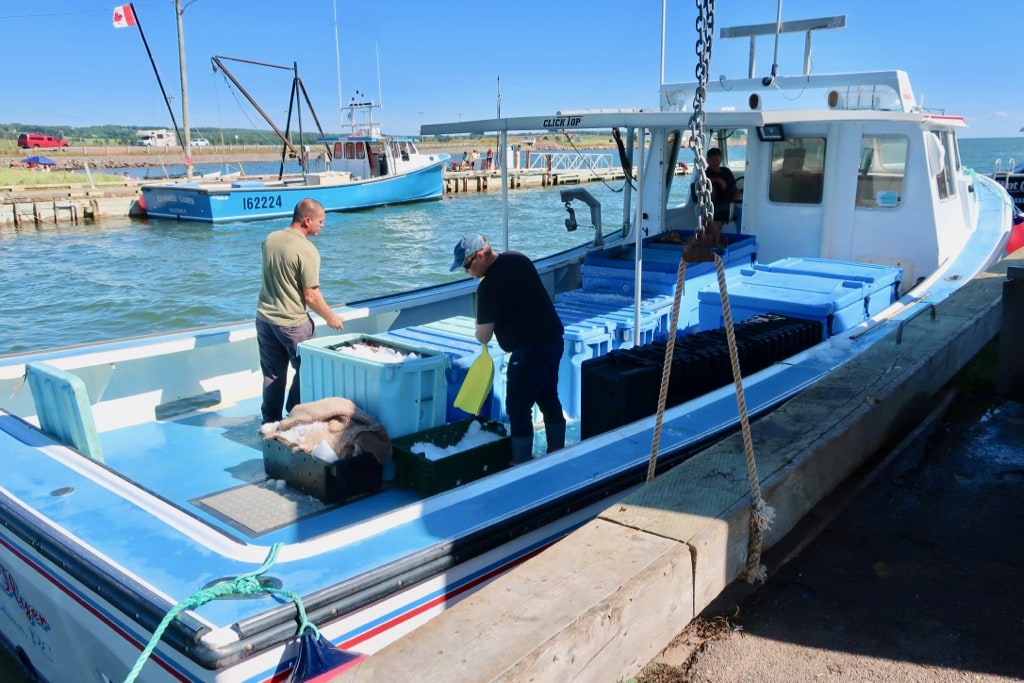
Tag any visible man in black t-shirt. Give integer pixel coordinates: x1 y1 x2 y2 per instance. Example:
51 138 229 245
450 233 566 464
689 147 737 223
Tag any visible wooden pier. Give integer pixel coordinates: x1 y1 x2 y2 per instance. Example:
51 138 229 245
443 164 689 195
443 167 629 195
0 185 134 229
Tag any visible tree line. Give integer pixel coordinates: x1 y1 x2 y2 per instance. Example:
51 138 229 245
1 123 327 146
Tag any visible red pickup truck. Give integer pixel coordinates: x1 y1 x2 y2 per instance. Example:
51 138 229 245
17 133 70 149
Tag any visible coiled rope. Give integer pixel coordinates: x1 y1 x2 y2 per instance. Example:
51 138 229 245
125 543 318 683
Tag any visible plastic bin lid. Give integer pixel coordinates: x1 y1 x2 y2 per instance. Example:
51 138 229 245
699 270 866 314
752 258 902 285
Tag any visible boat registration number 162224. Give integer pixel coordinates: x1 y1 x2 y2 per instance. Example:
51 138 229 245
242 195 284 211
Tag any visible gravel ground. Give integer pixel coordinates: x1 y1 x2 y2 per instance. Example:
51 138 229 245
631 384 1024 683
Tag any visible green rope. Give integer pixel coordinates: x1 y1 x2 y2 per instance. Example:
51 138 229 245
124 543 317 682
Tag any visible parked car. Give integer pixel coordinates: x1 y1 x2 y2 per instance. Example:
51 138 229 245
17 133 69 149
190 137 210 147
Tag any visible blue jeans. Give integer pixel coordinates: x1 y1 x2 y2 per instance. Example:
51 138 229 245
257 317 314 423
505 338 565 439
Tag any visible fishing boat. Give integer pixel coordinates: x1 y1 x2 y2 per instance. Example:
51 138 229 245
0 7 1013 682
139 58 448 223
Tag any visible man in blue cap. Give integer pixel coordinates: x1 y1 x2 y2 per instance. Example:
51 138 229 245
450 233 566 464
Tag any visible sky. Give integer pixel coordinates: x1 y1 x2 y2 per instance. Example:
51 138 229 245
2 0 1021 139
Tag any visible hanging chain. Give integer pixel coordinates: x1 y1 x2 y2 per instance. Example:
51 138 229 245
688 0 716 236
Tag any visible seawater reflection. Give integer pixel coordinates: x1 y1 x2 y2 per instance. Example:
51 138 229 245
7 135 1013 356
0 176 689 355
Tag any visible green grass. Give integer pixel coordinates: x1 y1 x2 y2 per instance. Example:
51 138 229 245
0 167 126 186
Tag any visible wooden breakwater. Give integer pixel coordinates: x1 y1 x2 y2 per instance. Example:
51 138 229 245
0 183 140 229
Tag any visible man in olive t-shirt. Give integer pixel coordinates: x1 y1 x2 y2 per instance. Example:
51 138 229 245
256 198 343 424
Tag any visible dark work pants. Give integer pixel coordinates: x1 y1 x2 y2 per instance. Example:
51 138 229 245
505 338 566 439
257 316 314 424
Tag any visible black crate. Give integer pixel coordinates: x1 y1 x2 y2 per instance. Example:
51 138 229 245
262 438 383 504
580 314 824 437
392 417 510 496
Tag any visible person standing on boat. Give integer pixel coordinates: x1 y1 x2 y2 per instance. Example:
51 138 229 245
256 198 344 424
450 233 566 464
690 147 737 223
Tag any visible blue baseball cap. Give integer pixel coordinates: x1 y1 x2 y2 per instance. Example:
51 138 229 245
450 233 488 271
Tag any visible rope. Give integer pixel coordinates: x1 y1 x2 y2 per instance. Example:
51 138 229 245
647 257 687 482
712 253 775 583
124 543 317 683
647 0 771 585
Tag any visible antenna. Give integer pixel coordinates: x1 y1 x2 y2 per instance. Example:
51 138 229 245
376 43 383 110
333 0 343 128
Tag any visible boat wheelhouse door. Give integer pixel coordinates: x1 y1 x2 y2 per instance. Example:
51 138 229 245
369 141 390 177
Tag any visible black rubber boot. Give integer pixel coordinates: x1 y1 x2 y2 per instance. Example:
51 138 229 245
510 436 534 465
545 421 566 453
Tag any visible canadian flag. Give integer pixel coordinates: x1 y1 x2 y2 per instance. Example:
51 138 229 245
113 4 136 28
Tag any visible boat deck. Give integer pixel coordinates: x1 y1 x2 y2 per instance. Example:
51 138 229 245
104 396 423 542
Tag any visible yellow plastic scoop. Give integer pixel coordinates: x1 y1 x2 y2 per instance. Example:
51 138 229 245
453 345 494 415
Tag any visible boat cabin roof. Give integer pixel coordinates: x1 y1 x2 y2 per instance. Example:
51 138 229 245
421 107 964 139
421 68 963 137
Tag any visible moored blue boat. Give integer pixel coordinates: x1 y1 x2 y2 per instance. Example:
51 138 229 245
140 148 448 222
141 60 448 223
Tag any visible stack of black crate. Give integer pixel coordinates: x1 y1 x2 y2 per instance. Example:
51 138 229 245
580 314 823 439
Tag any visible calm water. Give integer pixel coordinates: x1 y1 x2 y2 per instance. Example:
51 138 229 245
2 137 1021 356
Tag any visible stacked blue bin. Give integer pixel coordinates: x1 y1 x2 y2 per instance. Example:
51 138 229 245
382 322 507 423
557 318 614 421
581 232 758 332
743 258 902 318
696 264 894 338
554 290 676 349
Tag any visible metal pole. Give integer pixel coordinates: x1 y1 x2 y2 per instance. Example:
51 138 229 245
128 3 182 154
632 127 646 337
333 0 343 128
175 0 193 178
500 130 508 252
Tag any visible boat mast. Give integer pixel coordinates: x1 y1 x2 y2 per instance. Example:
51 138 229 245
333 0 344 129
175 0 193 179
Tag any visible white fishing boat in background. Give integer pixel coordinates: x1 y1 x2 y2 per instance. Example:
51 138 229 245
0 6 1013 682
992 158 1024 214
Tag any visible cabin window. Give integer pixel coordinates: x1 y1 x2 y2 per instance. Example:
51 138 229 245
928 130 956 202
856 136 908 208
355 142 366 160
768 137 826 204
344 142 356 159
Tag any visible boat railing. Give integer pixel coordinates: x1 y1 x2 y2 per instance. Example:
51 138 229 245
525 151 617 172
993 157 1017 176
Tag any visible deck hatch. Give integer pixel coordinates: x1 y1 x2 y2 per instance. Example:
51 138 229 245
192 480 335 536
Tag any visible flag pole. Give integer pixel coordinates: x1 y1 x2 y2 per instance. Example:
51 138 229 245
128 3 186 157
